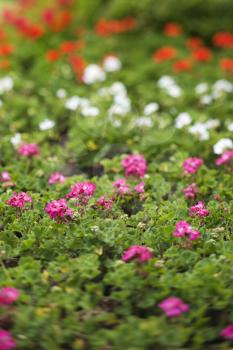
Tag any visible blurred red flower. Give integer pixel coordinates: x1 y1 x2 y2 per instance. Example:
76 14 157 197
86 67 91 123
173 59 192 72
153 46 177 62
164 22 182 37
220 58 233 73
213 32 233 48
192 47 212 62
186 37 203 50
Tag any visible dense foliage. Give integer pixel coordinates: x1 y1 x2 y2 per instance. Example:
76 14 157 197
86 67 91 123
0 0 233 349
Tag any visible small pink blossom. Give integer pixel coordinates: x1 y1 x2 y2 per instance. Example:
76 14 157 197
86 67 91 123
96 195 113 209
113 178 130 194
122 154 147 177
173 221 201 241
189 201 209 217
17 143 40 157
158 297 189 317
48 172 66 185
134 182 145 193
0 287 20 305
216 150 233 166
67 182 96 199
6 192 32 209
1 172 11 182
0 330 16 350
182 183 198 199
122 245 153 263
220 324 233 340
45 198 73 220
182 157 204 174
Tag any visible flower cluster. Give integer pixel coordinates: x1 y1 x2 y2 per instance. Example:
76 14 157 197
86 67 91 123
45 198 73 220
66 181 96 206
216 150 233 166
122 245 153 263
0 287 20 305
48 172 66 185
182 157 204 174
189 201 209 217
17 143 40 157
6 192 32 209
173 221 201 241
158 297 189 317
122 154 147 177
182 183 198 199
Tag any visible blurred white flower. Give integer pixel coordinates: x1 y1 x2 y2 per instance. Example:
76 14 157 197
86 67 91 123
0 77 14 94
144 102 159 115
200 95 213 105
188 123 209 141
39 119 55 131
103 56 122 72
204 119 220 129
109 82 127 95
81 106 100 117
195 82 208 95
175 112 192 129
227 122 233 132
157 76 175 89
56 89 67 99
213 138 233 155
65 96 89 110
135 116 153 127
213 79 233 94
10 133 21 146
167 85 182 98
83 64 106 84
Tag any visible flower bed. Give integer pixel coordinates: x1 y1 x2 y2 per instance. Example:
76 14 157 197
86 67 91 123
0 0 233 349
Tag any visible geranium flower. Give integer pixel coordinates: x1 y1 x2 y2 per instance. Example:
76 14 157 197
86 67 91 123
173 220 201 240
189 201 209 217
0 329 16 350
1 172 11 182
122 245 152 263
158 297 189 317
182 157 204 174
182 183 198 199
17 143 40 157
96 195 113 209
220 324 233 340
6 192 32 209
122 154 147 177
216 150 233 166
45 198 73 220
48 172 66 185
153 46 177 62
0 287 20 305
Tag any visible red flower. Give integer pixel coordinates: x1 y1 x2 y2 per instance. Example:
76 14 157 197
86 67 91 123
95 17 136 36
213 32 233 49
69 55 86 80
46 49 60 62
42 8 55 25
164 22 182 37
0 44 14 56
192 47 212 62
186 37 203 50
220 58 233 73
173 59 192 72
153 46 177 62
60 41 77 53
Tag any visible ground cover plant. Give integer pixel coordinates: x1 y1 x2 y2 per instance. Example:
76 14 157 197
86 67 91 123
0 0 233 349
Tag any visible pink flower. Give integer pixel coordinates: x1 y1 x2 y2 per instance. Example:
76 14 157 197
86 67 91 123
122 154 147 177
0 287 20 305
216 150 233 166
45 198 73 220
122 245 152 263
6 192 32 209
1 172 11 182
182 183 198 199
96 195 113 209
0 330 16 350
67 182 96 199
158 297 189 317
173 221 191 237
113 178 130 194
220 324 233 340
189 201 209 217
134 182 145 193
173 221 201 241
48 172 66 185
17 143 40 157
182 157 204 174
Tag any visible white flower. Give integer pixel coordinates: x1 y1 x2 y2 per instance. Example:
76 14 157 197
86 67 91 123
81 106 100 117
135 116 153 127
213 79 233 94
39 119 55 130
175 112 192 129
204 119 220 129
109 82 127 95
65 96 89 110
108 104 129 116
157 76 175 89
195 82 208 95
227 122 233 132
200 95 213 105
188 123 209 141
56 89 67 99
10 133 21 146
144 102 159 115
0 77 14 94
167 85 182 98
103 56 122 72
213 138 233 155
83 64 106 84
